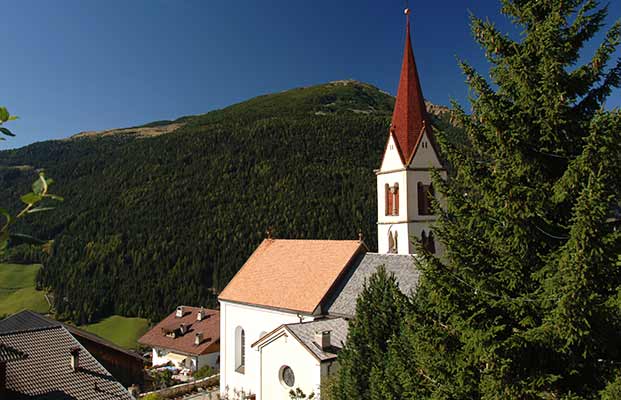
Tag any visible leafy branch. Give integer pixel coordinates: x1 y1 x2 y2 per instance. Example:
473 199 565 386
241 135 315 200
0 107 62 257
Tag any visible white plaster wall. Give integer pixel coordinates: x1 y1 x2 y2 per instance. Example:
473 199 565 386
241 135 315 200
409 131 443 168
379 135 405 172
259 332 321 400
152 348 168 367
220 301 314 399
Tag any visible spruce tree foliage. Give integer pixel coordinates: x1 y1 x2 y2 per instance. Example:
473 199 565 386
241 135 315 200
331 266 408 400
379 0 621 398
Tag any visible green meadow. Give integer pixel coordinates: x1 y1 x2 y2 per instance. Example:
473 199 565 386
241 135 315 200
80 315 150 349
0 264 49 317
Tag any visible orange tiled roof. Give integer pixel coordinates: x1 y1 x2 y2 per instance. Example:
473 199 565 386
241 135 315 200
138 307 219 356
218 239 365 314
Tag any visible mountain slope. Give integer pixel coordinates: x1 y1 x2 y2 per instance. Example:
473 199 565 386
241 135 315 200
0 80 456 323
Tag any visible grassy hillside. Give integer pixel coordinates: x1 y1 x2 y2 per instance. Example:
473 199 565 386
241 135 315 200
0 264 49 317
81 315 149 349
0 80 459 324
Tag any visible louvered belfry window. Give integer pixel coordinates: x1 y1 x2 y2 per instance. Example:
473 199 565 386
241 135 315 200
418 182 435 215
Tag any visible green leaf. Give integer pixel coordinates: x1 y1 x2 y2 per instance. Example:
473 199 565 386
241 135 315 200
20 192 43 205
9 233 47 246
0 127 14 137
27 207 55 214
32 178 44 194
44 194 64 202
0 107 9 122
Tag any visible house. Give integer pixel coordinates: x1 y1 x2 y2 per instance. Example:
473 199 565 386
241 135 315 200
139 306 219 373
0 310 146 389
219 9 445 400
0 310 133 399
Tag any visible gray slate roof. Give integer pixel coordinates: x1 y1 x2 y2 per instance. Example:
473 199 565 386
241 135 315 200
286 318 349 361
0 310 60 334
324 253 420 318
0 311 133 400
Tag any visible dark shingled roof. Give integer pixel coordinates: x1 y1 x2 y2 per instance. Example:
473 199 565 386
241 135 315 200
0 310 60 334
286 318 349 362
0 310 145 364
324 253 420 318
0 311 132 400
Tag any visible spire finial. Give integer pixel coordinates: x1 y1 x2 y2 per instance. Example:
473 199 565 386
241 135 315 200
266 227 273 239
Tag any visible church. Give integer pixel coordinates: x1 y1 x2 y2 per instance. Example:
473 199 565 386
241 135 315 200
218 10 445 400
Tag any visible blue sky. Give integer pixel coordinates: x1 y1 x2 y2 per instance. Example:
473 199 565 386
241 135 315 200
2 0 620 149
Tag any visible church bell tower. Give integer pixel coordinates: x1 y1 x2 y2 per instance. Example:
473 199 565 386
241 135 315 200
377 8 446 255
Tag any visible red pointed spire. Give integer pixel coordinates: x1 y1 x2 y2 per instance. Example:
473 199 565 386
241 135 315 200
390 10 431 163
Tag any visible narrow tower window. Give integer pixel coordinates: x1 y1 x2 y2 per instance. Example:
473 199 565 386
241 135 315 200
393 183 399 216
421 230 436 254
418 182 435 216
393 230 398 252
235 326 245 373
428 231 436 254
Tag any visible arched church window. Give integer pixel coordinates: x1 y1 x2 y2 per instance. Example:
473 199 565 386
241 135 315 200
418 182 435 216
388 231 394 253
235 326 245 373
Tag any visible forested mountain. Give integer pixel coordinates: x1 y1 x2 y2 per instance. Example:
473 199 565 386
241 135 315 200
0 80 457 324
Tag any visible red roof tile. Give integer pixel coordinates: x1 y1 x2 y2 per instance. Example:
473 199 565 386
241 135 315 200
390 14 433 164
138 307 219 356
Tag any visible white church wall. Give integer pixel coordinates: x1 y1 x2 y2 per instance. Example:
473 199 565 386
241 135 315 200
259 332 321 400
220 300 314 399
379 135 405 172
409 131 443 169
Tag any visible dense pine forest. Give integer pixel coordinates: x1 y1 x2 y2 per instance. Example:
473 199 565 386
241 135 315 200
0 80 456 324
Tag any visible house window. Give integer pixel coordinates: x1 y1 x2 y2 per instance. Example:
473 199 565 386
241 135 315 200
421 230 436 254
418 182 435 216
235 326 245 374
385 183 399 216
280 366 295 387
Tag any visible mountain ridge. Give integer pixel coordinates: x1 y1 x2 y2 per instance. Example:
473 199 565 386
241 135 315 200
60 80 451 142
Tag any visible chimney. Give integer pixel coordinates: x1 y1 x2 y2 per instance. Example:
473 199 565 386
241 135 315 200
70 347 80 371
314 331 331 351
0 360 6 392
179 323 187 335
176 306 184 318
197 307 206 321
195 332 203 346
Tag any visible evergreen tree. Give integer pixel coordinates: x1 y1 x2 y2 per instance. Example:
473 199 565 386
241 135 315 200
388 0 621 398
331 267 408 400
